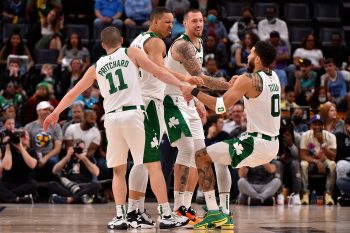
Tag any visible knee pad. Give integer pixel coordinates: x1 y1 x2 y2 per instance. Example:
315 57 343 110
128 164 148 193
174 135 195 167
214 163 231 193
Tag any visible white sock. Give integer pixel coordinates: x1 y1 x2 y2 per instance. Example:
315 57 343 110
174 191 185 211
158 202 172 216
204 190 219 210
127 199 138 213
184 191 193 209
139 196 145 213
219 193 230 215
116 204 126 217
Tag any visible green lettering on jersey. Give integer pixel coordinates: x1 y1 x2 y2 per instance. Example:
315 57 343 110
268 83 279 92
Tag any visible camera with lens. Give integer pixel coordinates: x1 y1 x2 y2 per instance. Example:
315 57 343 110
0 129 25 144
73 146 83 154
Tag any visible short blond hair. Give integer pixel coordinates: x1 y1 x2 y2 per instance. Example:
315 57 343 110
101 26 122 49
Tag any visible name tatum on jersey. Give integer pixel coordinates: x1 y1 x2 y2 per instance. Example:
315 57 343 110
98 59 129 76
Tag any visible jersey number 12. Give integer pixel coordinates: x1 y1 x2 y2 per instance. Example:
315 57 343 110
106 69 128 94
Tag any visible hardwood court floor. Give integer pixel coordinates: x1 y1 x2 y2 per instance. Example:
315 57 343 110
0 203 349 233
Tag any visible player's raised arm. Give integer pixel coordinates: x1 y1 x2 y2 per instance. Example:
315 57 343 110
43 66 96 131
128 46 184 89
172 39 229 90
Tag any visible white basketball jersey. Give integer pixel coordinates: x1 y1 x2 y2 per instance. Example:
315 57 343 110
164 34 203 95
131 32 165 100
244 70 281 136
95 48 144 113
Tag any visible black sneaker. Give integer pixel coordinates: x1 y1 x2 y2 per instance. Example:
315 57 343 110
263 197 275 206
107 216 128 230
174 206 189 226
140 210 156 227
337 195 350 206
248 197 262 206
127 210 155 229
159 214 177 229
49 194 67 204
18 194 34 204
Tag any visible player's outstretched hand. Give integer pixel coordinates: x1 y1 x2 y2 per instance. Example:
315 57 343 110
187 76 204 86
43 112 59 132
180 85 195 102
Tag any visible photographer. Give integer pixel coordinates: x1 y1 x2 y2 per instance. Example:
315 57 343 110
48 140 101 204
0 116 38 203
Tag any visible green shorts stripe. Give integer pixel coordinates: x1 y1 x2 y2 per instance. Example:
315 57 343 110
143 112 160 163
163 95 192 143
146 100 160 140
223 135 254 167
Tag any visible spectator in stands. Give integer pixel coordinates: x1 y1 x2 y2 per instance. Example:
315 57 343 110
300 114 336 205
0 82 26 110
203 33 228 71
0 117 38 204
228 6 258 53
61 101 84 135
48 140 101 204
309 87 329 112
230 111 247 139
335 115 350 206
293 34 324 70
203 56 224 79
2 0 27 24
320 101 345 134
57 32 91 71
93 0 123 37
233 32 259 75
281 86 299 112
96 121 110 180
64 110 101 158
238 160 281 206
0 30 34 70
223 102 244 135
28 64 57 97
25 101 62 181
204 115 229 145
291 107 308 135
34 9 64 50
124 0 152 26
26 0 63 23
323 32 350 69
0 59 27 92
320 58 350 112
58 58 84 99
275 118 302 205
165 0 190 14
203 9 227 43
170 8 185 40
268 31 289 89
257 6 288 43
0 103 21 128
75 87 98 110
294 58 317 106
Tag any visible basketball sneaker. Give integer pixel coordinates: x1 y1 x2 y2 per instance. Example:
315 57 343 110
193 210 227 229
107 216 128 230
174 206 190 226
159 214 177 229
19 194 34 204
220 213 234 230
49 194 67 204
186 206 202 227
126 210 155 229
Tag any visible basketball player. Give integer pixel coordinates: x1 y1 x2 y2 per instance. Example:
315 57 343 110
163 8 233 228
182 41 280 229
43 27 188 230
127 7 202 228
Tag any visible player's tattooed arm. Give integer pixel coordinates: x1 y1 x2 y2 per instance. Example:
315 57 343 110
172 40 230 90
246 72 263 92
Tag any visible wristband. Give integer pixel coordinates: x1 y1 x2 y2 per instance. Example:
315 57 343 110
191 87 200 97
215 97 226 114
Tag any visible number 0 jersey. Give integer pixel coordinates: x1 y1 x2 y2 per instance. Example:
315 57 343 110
95 48 144 113
244 70 281 137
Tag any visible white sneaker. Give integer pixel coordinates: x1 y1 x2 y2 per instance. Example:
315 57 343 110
277 193 284 205
107 216 128 230
293 194 301 205
159 214 177 229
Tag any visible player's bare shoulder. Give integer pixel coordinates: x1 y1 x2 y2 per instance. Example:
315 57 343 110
243 72 263 92
144 36 166 55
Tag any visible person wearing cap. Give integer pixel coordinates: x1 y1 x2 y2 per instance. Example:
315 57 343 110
335 115 350 206
257 6 289 43
24 101 63 182
299 114 337 205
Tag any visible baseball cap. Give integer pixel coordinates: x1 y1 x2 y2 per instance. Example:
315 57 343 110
309 114 324 124
36 82 49 90
36 101 53 111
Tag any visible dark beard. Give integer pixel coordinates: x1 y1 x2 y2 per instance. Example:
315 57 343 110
247 62 254 73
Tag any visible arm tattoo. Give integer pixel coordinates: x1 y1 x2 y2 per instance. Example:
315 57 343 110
246 73 263 92
195 148 216 192
173 40 203 76
201 75 230 90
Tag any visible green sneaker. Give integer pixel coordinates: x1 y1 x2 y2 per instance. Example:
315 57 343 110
194 210 227 229
220 214 234 230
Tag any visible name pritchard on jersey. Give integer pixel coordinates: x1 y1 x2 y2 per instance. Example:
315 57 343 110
98 60 129 76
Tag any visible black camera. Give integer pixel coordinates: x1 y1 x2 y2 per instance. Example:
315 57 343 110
73 146 83 154
0 129 25 144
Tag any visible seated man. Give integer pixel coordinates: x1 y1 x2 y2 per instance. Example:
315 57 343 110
300 114 336 205
0 115 38 203
238 160 281 206
48 140 101 204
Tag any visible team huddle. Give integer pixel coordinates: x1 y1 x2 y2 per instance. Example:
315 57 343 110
44 7 280 230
